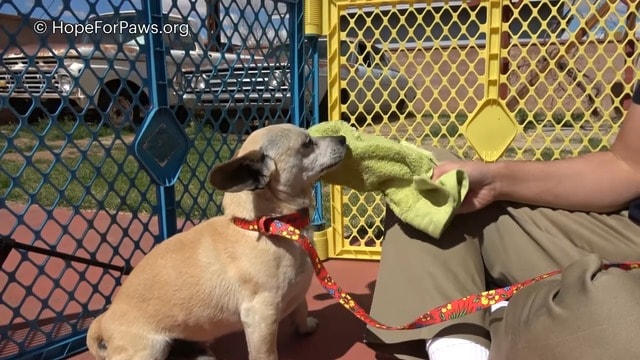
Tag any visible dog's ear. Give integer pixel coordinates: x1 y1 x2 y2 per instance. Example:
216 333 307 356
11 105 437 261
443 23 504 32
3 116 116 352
208 150 275 192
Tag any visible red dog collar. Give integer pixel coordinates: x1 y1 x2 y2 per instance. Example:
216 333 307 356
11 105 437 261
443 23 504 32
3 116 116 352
233 209 311 239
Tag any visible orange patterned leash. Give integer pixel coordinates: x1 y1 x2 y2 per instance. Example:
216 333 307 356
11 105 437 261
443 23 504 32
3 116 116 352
233 210 640 330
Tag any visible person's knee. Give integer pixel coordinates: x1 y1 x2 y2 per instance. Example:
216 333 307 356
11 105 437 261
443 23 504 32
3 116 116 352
490 254 640 360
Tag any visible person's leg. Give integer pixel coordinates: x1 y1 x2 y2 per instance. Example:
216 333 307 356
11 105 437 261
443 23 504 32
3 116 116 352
489 254 640 360
366 142 640 358
366 200 640 359
364 146 494 360
364 208 493 360
480 204 640 359
481 204 640 285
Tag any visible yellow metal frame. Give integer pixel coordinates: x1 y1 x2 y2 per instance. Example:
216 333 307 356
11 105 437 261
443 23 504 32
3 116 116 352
463 0 518 162
316 0 637 260
304 0 323 35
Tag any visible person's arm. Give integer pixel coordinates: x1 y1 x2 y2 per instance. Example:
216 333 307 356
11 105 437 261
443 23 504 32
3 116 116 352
489 103 640 212
434 100 640 214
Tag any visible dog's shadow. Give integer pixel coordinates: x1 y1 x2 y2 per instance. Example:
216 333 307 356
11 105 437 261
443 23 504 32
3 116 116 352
209 281 376 360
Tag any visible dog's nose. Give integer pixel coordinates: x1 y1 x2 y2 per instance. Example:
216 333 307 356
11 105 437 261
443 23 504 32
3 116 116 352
336 136 346 146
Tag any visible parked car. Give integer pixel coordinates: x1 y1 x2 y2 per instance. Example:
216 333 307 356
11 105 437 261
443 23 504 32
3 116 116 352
178 49 292 126
0 11 198 126
0 11 290 130
266 37 415 122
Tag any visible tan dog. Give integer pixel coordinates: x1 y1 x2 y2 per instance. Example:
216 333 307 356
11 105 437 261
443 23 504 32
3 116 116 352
86 124 347 360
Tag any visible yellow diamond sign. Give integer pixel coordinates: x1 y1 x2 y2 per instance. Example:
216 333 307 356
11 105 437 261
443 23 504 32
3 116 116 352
464 98 518 162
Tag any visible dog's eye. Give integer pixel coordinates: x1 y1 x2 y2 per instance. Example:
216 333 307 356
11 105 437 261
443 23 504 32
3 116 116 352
302 137 315 149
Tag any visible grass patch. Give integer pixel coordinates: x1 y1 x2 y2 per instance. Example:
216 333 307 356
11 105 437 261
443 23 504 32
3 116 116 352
0 117 126 154
1 150 155 211
439 112 468 125
424 112 467 138
502 134 609 161
1 120 238 219
515 108 586 131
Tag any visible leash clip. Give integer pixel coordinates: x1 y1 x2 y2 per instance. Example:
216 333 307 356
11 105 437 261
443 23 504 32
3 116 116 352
257 216 276 234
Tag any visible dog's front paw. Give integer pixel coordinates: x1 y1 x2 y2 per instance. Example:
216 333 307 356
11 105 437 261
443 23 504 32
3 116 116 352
297 316 318 336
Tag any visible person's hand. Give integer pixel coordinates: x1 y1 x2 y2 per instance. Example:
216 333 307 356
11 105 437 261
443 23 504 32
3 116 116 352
432 160 498 214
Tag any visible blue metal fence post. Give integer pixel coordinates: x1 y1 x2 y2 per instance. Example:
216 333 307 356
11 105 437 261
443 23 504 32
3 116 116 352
282 0 326 227
142 0 178 240
309 35 325 228
2 1 303 358
287 0 305 128
282 0 326 228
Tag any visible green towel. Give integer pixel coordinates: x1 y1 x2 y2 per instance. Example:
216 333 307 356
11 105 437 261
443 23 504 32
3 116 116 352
308 120 469 239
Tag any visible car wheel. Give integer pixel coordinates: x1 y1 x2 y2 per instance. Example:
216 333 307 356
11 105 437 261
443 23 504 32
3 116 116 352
9 99 43 122
318 94 328 123
174 105 189 125
98 87 141 128
110 93 137 127
392 99 409 119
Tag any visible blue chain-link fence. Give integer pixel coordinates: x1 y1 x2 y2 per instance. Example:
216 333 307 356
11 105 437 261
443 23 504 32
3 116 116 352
0 0 315 358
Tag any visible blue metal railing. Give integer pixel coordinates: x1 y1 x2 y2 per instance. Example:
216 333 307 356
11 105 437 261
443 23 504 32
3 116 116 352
0 1 311 358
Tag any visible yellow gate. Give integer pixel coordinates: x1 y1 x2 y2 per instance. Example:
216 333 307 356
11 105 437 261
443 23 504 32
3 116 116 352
318 0 639 260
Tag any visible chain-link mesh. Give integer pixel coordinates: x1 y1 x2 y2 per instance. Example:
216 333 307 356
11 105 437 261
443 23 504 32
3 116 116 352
0 0 299 358
325 0 639 259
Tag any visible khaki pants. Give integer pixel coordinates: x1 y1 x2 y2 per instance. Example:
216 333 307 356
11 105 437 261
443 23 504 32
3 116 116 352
364 150 640 360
